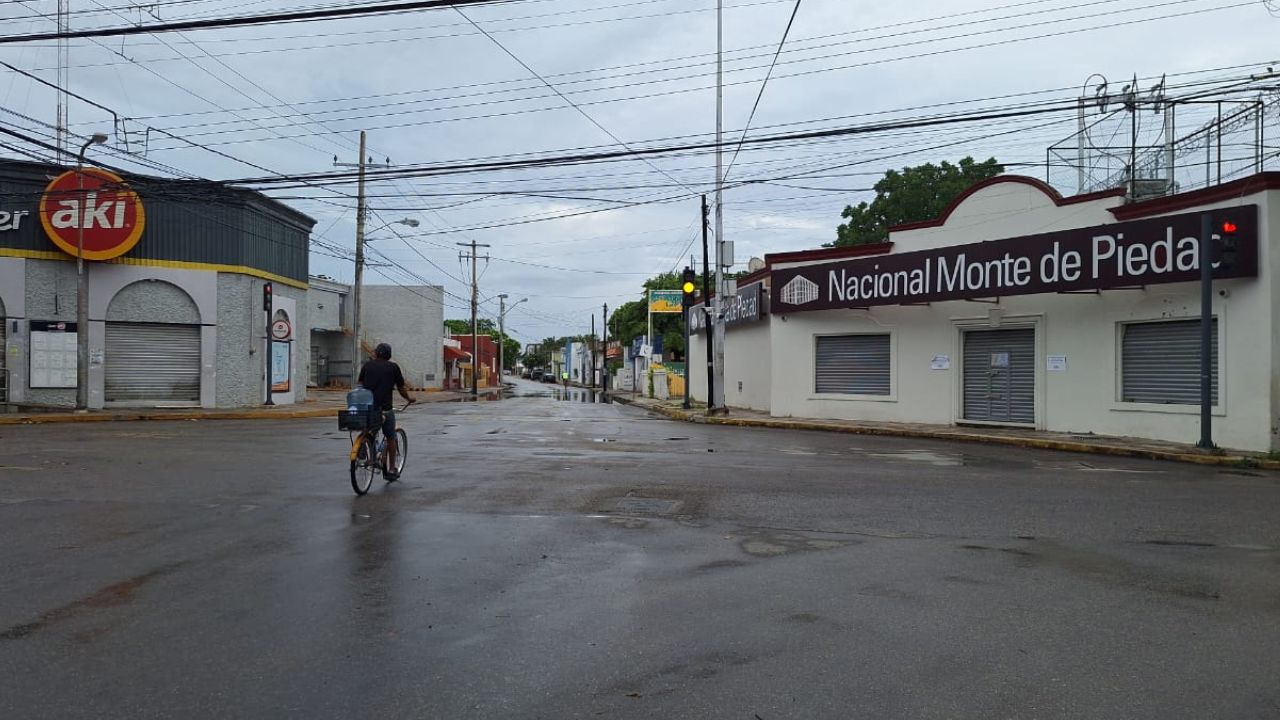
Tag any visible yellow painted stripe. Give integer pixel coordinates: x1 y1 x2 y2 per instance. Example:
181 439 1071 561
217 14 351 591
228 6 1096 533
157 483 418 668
0 248 309 289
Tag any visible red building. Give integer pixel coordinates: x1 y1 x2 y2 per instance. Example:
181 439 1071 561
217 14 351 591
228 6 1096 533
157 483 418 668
446 335 499 389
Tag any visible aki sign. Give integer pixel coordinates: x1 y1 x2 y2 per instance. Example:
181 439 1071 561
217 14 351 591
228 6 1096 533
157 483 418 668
39 167 146 261
773 206 1258 312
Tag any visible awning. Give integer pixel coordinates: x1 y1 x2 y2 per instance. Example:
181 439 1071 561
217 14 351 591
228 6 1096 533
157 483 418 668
444 345 470 362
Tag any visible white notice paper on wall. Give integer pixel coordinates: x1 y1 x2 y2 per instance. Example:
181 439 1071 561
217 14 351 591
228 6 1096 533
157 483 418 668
930 354 951 370
1047 355 1067 373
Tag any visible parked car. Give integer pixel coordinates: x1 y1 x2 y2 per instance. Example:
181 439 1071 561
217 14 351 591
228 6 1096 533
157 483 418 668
531 368 544 382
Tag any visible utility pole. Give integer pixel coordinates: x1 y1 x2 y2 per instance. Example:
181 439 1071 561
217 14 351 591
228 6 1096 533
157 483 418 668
56 0 68 161
499 294 506 389
590 313 596 390
700 195 714 411
335 131 369 387
458 240 490 397
602 303 609 396
710 0 727 415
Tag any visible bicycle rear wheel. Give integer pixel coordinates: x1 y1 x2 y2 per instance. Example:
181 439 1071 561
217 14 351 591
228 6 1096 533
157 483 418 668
384 428 407 481
350 435 378 495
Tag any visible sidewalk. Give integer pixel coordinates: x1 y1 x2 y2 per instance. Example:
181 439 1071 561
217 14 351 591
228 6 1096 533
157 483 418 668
0 386 503 425
609 392 1280 471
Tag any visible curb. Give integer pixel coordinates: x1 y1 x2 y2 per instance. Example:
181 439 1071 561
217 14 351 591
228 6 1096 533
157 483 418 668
612 395 1280 471
0 407 335 425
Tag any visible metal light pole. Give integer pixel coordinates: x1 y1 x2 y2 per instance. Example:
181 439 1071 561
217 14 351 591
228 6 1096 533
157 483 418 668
75 132 108 411
351 211 418 385
496 294 527 387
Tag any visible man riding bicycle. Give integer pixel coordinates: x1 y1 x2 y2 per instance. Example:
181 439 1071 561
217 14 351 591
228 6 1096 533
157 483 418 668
357 343 415 478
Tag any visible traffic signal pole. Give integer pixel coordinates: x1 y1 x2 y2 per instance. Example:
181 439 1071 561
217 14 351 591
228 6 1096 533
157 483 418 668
1198 212 1214 449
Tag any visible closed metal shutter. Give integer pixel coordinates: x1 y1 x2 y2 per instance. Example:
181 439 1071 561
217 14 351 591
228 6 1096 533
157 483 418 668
105 322 201 404
963 328 1035 424
815 334 890 395
0 315 7 404
1121 319 1217 405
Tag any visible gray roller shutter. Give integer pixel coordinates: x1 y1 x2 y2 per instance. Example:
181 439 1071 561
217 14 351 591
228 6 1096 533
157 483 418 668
105 322 201 404
1121 319 1217 405
815 334 890 395
963 328 1035 424
0 316 7 404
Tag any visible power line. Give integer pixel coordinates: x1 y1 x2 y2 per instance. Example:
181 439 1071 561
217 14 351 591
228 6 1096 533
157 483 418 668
723 0 803 184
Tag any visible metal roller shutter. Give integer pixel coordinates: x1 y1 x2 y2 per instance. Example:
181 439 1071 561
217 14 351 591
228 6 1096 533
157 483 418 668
815 334 890 395
0 315 7 404
105 322 201 404
963 328 1035 424
1121 319 1217 405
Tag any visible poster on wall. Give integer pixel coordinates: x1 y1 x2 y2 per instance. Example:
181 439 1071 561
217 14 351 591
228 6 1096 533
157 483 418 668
29 321 77 388
271 341 291 393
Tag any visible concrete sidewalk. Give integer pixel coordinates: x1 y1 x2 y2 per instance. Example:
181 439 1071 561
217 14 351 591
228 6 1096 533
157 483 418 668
609 392 1280 471
0 387 502 425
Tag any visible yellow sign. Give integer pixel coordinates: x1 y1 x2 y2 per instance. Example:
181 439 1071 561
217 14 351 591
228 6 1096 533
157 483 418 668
648 289 683 314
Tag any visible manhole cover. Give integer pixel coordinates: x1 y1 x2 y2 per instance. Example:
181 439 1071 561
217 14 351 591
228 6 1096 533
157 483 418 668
613 497 681 515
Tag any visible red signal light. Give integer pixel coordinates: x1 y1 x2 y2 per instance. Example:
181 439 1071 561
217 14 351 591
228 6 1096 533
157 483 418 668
1221 220 1238 234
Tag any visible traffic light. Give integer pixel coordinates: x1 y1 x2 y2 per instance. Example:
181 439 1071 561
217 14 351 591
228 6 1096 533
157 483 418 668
263 281 273 311
1213 218 1239 273
681 267 697 306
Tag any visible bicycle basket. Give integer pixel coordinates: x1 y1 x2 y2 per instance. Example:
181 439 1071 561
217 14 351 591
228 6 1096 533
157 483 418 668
338 407 381 431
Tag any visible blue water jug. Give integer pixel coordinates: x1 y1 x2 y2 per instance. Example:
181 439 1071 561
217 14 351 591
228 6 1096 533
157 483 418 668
346 386 374 411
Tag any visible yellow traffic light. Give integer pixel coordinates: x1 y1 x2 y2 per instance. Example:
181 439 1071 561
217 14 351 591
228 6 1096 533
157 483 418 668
682 281 695 294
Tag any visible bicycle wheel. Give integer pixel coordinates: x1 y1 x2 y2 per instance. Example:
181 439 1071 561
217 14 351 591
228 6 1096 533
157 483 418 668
384 428 408 481
350 434 378 496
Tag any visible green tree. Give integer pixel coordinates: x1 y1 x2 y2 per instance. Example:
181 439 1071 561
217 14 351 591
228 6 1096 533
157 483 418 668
829 157 1003 247
444 318 496 336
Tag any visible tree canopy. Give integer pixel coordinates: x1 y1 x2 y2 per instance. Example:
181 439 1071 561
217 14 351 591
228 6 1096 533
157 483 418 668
829 157 1003 247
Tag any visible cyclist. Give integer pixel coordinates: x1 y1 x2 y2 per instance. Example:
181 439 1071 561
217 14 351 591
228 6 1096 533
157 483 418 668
357 343 415 478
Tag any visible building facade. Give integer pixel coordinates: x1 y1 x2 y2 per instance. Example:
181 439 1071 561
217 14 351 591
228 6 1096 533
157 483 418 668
690 173 1280 453
0 158 313 409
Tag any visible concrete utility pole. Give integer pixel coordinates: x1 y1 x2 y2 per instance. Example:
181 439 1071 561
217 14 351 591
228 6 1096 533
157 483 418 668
458 240 490 397
349 132 368 386
590 313 596 390
56 0 69 161
700 195 714 411
602 303 609 395
334 134 404 386
75 133 107 411
710 0 727 414
496 294 526 389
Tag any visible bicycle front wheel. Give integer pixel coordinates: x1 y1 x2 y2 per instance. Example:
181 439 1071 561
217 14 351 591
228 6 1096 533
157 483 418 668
385 428 407 481
350 435 378 495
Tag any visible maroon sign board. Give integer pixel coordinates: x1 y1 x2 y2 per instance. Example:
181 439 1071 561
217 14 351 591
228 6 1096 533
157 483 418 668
771 206 1259 312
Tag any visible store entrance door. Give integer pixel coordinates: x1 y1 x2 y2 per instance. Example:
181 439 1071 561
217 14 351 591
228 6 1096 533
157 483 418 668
962 328 1035 424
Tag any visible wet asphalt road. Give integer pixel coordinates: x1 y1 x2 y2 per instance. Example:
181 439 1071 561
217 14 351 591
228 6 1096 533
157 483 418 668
2 378 1279 719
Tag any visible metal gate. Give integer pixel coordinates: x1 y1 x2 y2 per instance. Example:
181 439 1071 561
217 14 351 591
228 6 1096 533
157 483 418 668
0 314 7 404
105 322 201 404
962 328 1035 424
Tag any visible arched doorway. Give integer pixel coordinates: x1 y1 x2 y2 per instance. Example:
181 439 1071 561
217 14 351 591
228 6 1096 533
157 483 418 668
104 280 202 405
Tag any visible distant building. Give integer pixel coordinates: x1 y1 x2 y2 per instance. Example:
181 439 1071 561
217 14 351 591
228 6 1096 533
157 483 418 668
306 279 444 389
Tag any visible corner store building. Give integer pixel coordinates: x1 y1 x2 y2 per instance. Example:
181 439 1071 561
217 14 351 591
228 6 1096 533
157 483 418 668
0 158 314 409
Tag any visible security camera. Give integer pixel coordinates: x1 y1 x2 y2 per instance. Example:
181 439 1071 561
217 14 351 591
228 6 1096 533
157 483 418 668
1218 289 1230 298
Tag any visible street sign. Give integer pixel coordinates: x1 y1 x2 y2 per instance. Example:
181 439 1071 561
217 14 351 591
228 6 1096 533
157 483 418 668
271 318 292 340
648 289 683 314
39 167 146 261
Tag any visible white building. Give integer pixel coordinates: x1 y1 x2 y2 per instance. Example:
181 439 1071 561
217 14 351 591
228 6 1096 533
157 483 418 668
690 173 1280 453
306 279 444 390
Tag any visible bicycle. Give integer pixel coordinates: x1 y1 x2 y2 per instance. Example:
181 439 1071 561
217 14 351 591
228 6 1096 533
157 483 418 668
342 400 412 496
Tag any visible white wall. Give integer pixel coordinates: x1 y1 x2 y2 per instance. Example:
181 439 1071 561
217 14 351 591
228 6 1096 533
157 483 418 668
0 258 26 403
689 321 772 412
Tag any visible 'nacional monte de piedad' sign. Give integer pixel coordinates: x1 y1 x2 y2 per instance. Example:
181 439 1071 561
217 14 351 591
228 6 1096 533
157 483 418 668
39 167 146 261
772 206 1258 312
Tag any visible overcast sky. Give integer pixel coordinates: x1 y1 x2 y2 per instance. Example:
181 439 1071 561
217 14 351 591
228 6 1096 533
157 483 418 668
2 0 1277 341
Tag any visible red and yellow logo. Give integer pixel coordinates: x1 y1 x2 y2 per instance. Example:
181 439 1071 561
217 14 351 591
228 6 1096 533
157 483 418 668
39 167 145 261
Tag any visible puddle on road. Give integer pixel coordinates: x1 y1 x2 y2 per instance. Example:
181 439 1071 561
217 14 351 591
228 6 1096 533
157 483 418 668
866 450 962 467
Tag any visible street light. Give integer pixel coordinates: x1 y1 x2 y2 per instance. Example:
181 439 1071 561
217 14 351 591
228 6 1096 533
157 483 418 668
75 132 109 411
496 294 527 382
351 216 419 386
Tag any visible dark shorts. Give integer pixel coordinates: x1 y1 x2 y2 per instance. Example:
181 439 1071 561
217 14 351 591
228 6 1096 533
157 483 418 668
380 409 397 440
